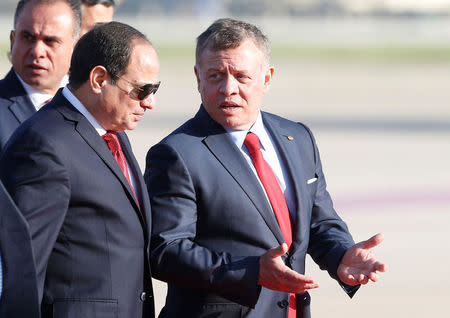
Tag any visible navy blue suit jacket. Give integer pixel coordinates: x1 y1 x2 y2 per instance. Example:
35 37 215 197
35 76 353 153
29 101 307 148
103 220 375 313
145 106 359 318
0 90 154 318
0 180 40 318
0 69 36 153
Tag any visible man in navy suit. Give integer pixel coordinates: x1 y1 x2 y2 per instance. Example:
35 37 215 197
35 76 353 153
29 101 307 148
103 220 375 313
0 180 40 318
145 18 386 318
0 21 160 318
0 0 81 152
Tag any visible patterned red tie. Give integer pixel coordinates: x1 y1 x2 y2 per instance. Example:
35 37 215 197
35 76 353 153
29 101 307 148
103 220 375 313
244 132 296 318
102 132 138 202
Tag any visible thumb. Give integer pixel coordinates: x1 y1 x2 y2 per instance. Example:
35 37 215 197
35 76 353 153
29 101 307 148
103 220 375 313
267 243 289 259
360 233 384 249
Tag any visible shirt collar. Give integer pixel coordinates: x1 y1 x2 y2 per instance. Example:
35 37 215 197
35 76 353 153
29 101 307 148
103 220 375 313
62 86 106 136
15 71 53 111
223 111 270 151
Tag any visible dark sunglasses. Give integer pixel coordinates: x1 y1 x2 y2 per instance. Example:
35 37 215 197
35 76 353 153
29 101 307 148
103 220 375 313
117 76 161 101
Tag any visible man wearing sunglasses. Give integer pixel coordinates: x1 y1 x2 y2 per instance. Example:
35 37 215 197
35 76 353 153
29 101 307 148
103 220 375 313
0 21 159 318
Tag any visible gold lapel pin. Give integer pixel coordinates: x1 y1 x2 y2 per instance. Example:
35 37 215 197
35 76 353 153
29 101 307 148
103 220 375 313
286 136 294 141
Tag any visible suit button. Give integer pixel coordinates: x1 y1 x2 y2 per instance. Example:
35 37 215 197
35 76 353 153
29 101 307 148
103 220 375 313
277 299 289 308
140 292 147 302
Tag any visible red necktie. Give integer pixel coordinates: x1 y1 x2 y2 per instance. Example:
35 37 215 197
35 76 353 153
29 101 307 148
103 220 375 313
244 132 296 318
102 132 138 202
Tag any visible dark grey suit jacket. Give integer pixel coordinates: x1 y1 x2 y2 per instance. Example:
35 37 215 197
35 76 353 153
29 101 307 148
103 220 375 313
0 90 154 318
145 106 359 318
0 180 40 318
0 69 36 153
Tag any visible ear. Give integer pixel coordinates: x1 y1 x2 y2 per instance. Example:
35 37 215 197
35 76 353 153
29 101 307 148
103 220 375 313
90 65 109 95
263 65 275 93
9 30 15 51
194 65 201 92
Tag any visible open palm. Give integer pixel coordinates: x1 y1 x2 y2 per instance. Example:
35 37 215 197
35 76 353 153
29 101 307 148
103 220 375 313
337 233 386 285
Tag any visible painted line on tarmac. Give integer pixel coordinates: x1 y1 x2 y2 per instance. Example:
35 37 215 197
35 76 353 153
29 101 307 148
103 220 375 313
333 188 450 211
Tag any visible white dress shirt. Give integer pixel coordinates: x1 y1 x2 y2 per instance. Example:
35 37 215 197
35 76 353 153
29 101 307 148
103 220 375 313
223 112 296 222
61 86 139 198
16 71 69 111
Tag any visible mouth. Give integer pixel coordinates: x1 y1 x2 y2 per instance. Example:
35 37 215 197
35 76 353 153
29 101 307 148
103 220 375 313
27 63 47 73
219 102 241 110
133 112 145 120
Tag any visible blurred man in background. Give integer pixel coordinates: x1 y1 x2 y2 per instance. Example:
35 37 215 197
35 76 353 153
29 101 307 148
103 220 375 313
80 0 115 36
0 0 81 152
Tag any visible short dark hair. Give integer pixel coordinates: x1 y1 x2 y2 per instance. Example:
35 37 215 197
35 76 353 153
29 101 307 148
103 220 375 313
69 21 151 89
81 0 115 7
196 18 271 66
14 0 81 39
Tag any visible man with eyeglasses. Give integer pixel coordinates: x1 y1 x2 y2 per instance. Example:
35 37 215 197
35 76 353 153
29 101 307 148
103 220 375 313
0 21 159 318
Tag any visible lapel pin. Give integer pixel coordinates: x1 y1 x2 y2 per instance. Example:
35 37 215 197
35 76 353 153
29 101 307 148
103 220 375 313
286 136 294 141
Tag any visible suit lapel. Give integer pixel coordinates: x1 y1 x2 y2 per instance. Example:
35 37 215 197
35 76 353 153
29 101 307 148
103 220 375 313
8 96 36 124
3 70 36 124
262 113 309 249
117 132 149 226
199 109 285 246
53 92 142 218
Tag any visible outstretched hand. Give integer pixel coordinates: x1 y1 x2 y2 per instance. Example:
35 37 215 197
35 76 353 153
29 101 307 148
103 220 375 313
259 243 319 293
338 233 386 286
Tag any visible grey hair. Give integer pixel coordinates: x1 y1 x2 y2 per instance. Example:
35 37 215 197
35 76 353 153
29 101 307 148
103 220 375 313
196 18 271 66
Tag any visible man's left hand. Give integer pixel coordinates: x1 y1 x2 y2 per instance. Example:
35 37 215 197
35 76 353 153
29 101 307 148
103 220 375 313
337 233 386 285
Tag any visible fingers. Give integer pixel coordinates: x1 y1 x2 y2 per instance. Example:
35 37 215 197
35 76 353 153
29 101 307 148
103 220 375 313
342 274 358 286
345 273 374 285
374 261 387 272
259 245 319 293
368 272 379 282
266 243 289 259
276 270 320 293
361 233 384 249
357 274 369 285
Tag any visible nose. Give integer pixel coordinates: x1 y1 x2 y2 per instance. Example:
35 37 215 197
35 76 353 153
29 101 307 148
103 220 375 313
140 93 155 110
219 74 238 96
29 40 46 59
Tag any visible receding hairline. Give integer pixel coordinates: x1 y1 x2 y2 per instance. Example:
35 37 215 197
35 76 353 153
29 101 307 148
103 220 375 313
14 0 81 39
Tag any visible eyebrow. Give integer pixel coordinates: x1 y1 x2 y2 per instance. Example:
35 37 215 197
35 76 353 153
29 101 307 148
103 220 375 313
20 30 62 43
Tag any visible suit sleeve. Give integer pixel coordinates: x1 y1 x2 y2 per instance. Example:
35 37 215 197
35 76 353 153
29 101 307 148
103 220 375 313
144 143 261 308
301 124 360 297
0 129 70 302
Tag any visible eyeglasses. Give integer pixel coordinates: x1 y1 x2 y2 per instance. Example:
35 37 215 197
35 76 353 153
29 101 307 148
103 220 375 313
116 76 161 101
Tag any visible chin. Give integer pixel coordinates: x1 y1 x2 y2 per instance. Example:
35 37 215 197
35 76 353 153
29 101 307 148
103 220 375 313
127 123 139 131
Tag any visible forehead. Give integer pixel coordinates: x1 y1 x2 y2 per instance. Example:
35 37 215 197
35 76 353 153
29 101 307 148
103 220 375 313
124 40 160 81
198 39 264 71
81 4 114 23
16 2 75 34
